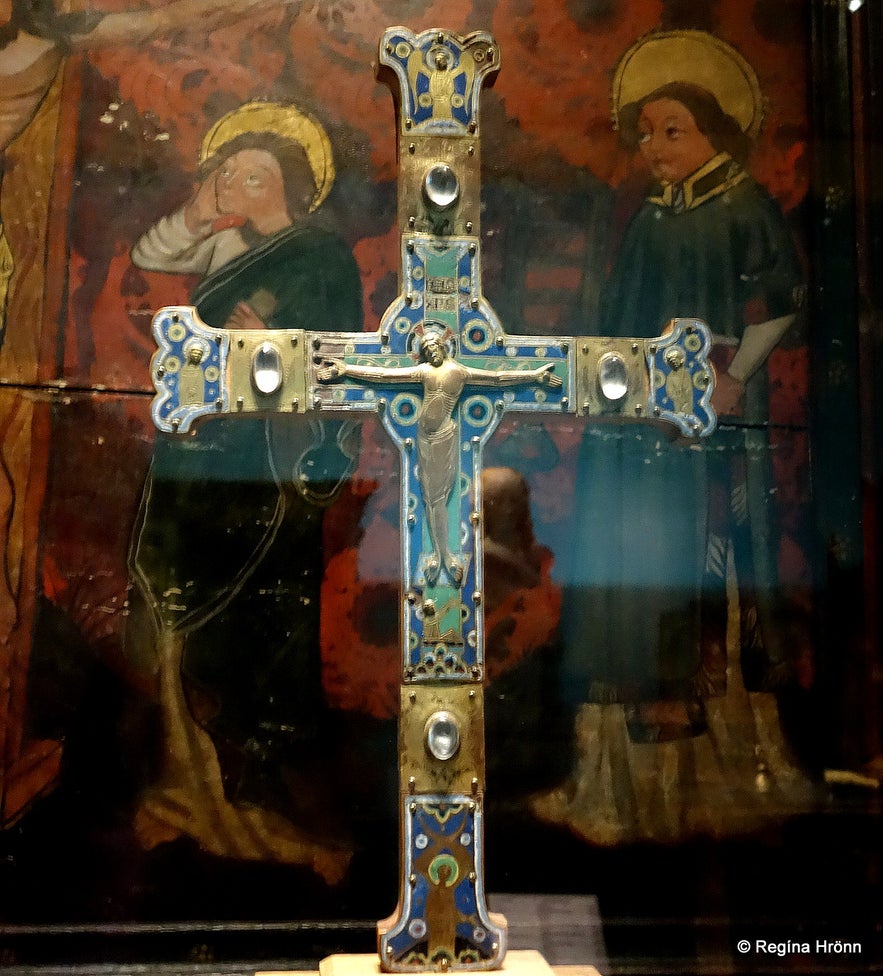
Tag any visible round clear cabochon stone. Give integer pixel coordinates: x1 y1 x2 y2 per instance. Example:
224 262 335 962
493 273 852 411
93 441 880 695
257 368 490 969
252 341 283 395
598 352 628 401
423 164 460 210
425 711 461 761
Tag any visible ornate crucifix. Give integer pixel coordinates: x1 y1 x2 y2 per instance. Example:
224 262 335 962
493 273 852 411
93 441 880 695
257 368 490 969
149 26 715 973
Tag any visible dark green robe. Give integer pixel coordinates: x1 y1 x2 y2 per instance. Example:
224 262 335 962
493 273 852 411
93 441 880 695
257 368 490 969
130 222 363 820
561 157 803 740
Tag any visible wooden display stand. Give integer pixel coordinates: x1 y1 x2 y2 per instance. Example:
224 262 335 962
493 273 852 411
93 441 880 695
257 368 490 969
257 949 602 976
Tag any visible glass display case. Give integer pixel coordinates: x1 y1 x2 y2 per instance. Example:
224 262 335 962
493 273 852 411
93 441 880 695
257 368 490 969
0 0 879 972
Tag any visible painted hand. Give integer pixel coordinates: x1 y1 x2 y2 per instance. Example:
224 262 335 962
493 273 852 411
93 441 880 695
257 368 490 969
711 371 745 417
226 302 265 330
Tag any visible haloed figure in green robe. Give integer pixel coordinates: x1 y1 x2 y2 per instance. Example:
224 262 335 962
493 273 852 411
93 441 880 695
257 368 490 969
127 105 364 874
562 77 803 744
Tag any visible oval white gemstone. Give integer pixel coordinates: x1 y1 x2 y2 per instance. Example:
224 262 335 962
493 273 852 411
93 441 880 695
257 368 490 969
252 341 283 395
423 164 460 210
598 352 628 401
425 711 460 761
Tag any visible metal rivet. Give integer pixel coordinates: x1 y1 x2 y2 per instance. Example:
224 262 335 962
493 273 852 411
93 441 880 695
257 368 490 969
469 243 476 255
653 406 661 416
473 590 482 605
156 365 165 377
408 143 416 154
635 404 643 415
405 118 413 129
215 335 222 345
236 397 244 410
291 398 299 409
465 221 473 232
237 338 245 348
468 121 477 134
407 240 415 253
470 511 480 525
290 335 298 347
632 342 640 353
214 399 223 411
408 216 416 228
468 144 475 156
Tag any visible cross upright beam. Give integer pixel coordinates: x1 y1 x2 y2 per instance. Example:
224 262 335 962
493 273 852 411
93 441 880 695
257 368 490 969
148 25 716 974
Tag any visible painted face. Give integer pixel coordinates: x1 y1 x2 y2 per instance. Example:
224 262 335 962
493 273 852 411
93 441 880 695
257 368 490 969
215 148 285 220
637 98 717 184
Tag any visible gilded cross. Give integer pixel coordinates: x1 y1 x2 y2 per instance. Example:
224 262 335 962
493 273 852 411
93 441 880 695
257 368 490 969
149 26 716 973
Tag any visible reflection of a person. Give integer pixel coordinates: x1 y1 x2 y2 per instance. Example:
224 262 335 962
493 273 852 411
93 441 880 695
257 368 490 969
128 103 362 881
554 33 809 843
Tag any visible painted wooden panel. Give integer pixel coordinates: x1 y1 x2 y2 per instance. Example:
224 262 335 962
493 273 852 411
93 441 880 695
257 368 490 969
0 0 871 969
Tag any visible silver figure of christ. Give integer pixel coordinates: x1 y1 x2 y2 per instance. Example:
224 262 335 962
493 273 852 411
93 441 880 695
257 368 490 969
317 332 561 587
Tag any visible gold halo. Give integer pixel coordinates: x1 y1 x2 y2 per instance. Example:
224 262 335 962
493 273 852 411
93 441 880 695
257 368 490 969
611 30 763 139
199 101 335 212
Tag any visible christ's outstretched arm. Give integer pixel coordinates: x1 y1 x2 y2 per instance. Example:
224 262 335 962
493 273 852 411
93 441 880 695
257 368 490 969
316 358 424 385
463 362 562 388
